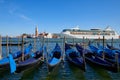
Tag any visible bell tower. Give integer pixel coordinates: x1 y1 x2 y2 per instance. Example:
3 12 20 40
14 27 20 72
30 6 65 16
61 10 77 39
35 25 38 37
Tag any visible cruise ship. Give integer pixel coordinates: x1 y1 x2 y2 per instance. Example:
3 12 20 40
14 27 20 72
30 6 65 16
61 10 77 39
60 26 119 39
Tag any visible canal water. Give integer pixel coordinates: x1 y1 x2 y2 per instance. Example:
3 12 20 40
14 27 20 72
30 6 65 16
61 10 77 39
0 38 120 80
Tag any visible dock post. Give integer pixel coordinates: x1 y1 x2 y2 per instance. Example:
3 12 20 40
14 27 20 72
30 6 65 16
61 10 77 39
39 37 41 46
6 35 9 57
9 37 12 53
42 37 45 47
111 37 113 47
98 37 100 44
115 53 119 72
42 37 45 61
83 36 86 71
73 38 74 46
62 36 66 62
21 35 24 61
18 37 20 50
46 37 49 72
102 36 105 60
83 36 85 47
34 37 36 52
46 37 49 59
0 35 2 59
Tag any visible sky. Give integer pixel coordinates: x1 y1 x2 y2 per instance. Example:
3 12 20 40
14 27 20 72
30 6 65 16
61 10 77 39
0 0 120 36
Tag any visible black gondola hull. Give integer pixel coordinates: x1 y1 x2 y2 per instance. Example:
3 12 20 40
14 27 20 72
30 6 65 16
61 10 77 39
16 58 43 73
85 53 118 73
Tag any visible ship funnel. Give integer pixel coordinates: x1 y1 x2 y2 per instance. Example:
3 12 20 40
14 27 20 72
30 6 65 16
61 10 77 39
105 26 113 31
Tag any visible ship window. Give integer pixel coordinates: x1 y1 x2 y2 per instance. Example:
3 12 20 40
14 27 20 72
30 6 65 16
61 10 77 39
63 29 71 32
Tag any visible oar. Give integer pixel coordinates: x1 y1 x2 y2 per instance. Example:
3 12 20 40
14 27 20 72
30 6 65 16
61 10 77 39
0 35 2 59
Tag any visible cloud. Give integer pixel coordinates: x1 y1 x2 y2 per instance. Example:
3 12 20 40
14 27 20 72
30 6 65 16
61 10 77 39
7 2 32 22
19 14 31 21
8 6 32 21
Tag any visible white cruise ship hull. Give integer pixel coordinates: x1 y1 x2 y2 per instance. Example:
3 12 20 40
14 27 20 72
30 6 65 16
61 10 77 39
60 33 119 39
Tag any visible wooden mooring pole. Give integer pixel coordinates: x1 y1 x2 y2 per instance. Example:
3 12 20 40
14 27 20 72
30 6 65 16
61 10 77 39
42 37 45 61
6 35 9 57
102 36 105 60
83 36 85 46
98 37 100 44
115 53 119 72
111 37 113 47
46 37 49 59
18 37 20 50
62 36 66 62
73 38 74 46
46 37 49 72
9 37 12 53
21 35 24 61
83 36 86 71
33 37 36 52
0 35 2 59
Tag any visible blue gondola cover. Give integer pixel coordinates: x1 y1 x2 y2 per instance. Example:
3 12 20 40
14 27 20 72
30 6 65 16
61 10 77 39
9 54 16 73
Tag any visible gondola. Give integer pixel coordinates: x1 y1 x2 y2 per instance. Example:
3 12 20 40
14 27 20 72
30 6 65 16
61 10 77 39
89 44 113 59
47 43 62 72
107 44 120 50
65 43 85 71
87 44 118 72
0 44 32 70
106 44 120 57
90 43 115 59
15 46 43 73
97 43 120 65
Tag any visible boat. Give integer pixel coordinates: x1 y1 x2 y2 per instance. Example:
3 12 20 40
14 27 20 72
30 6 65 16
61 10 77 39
97 43 120 65
65 43 85 71
76 44 118 72
89 43 116 60
97 43 117 57
13 44 32 61
2 41 28 46
0 44 32 70
47 43 62 72
60 26 119 39
88 44 103 57
107 44 120 50
75 43 85 56
15 46 44 73
85 52 118 72
106 44 120 57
